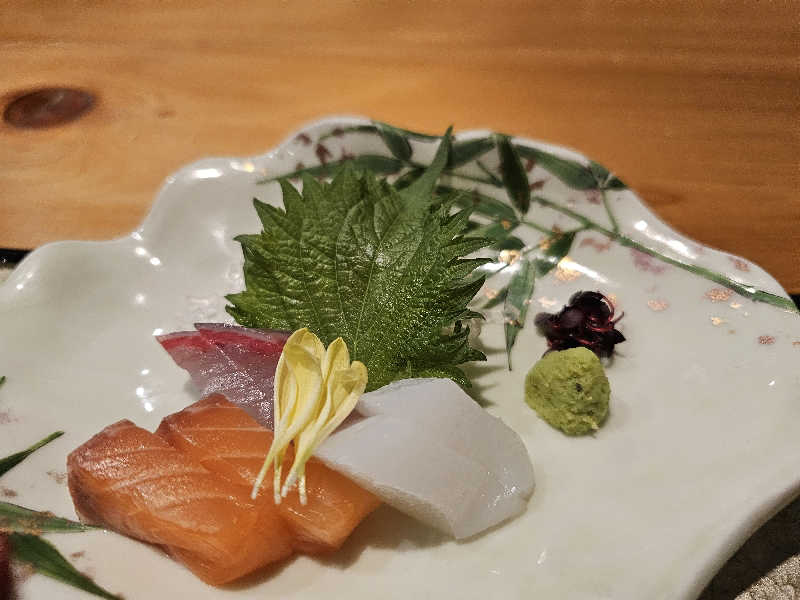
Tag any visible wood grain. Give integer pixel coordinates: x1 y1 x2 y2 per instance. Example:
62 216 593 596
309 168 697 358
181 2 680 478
0 1 798 291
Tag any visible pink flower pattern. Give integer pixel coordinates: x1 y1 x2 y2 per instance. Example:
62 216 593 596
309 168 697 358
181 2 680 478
630 249 667 274
580 237 612 252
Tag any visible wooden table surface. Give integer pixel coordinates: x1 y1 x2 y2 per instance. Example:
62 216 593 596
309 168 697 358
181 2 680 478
1 1 798 293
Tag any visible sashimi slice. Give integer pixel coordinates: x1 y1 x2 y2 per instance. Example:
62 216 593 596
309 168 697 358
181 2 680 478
155 394 380 554
279 460 379 554
156 330 271 427
157 325 289 428
315 378 535 539
195 324 289 429
354 378 535 506
194 323 288 387
67 420 293 585
155 394 283 493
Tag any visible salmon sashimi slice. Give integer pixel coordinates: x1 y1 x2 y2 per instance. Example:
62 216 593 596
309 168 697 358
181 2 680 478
67 419 293 585
278 459 380 554
155 394 380 553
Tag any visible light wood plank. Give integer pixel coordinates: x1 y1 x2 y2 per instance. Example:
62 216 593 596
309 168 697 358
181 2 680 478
0 1 797 290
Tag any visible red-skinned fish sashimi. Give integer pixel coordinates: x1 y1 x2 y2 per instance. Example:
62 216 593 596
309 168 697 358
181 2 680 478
156 324 289 428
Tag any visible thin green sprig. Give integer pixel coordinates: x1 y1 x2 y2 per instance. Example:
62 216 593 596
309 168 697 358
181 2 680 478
1 429 117 598
0 432 64 478
10 534 121 599
0 502 94 535
531 195 797 313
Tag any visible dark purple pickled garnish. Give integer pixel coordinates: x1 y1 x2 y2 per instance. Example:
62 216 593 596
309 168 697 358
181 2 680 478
534 291 625 358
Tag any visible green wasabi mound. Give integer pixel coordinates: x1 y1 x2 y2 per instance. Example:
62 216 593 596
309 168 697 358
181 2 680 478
524 347 610 436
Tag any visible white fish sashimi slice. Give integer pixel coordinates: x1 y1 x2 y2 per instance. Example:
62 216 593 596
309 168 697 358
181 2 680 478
156 330 270 426
316 378 535 539
354 378 535 502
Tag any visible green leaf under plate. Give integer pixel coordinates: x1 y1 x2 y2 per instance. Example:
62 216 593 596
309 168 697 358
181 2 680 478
503 258 537 369
0 502 93 535
495 134 531 214
376 122 413 161
9 533 121 600
0 432 64 478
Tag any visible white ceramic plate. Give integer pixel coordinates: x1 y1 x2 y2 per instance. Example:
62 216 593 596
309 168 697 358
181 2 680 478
1 117 798 600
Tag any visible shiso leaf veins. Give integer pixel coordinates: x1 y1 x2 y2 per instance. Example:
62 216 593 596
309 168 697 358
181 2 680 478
227 131 491 391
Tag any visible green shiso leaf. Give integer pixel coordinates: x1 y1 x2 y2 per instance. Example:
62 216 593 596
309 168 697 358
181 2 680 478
9 533 121 600
227 131 491 391
0 375 5 386
0 502 93 535
0 432 64 478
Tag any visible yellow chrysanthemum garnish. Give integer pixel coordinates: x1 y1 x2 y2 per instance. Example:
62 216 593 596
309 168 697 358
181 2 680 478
251 328 368 505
